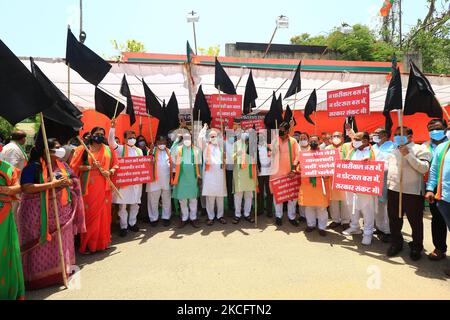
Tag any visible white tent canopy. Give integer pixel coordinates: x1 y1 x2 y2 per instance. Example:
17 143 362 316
22 58 450 114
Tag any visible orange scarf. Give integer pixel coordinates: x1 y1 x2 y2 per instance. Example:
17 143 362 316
172 146 201 185
0 161 16 225
152 147 173 183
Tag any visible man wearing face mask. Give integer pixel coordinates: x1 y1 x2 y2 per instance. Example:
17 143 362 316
270 122 300 226
343 132 377 245
422 119 448 261
108 119 144 237
172 132 202 228
386 127 431 260
198 124 227 225
371 128 395 242
147 135 173 227
326 131 352 230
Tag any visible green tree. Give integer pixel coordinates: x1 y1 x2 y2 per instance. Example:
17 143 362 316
110 39 146 61
0 117 13 141
198 45 220 56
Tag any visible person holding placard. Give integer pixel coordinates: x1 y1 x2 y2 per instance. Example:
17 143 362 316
147 135 173 227
342 132 377 246
198 124 227 226
108 119 144 237
299 135 330 236
270 122 300 227
386 127 431 260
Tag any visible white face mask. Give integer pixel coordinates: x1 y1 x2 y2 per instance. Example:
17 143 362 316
210 137 218 145
127 138 136 146
158 144 166 150
446 130 450 140
332 137 342 145
372 135 381 144
183 140 192 147
353 140 363 149
300 140 309 147
52 148 66 159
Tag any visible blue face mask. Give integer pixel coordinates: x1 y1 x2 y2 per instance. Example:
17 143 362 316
394 135 408 145
429 130 445 141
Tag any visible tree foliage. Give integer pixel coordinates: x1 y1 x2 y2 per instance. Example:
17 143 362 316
110 39 146 61
198 45 220 56
0 117 13 141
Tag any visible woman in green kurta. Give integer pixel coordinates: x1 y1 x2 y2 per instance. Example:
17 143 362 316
0 160 25 300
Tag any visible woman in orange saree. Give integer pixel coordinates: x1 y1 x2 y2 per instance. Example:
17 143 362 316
70 127 119 254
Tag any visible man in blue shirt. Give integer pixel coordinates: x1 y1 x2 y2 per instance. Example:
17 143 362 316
423 119 448 262
425 125 450 278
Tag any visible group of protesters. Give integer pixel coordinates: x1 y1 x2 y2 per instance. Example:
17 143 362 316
1 116 450 300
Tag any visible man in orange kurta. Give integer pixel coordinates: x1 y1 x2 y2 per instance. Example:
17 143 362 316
298 135 330 236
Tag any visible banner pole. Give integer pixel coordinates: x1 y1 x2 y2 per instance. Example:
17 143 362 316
40 113 69 289
398 109 404 219
67 64 71 101
112 100 120 119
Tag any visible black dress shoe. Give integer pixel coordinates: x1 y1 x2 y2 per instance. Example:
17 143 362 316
305 226 315 233
190 220 200 228
275 218 282 226
119 229 128 237
378 233 391 243
410 249 422 261
298 216 306 223
387 245 403 257
128 225 140 232
327 222 341 229
150 221 159 227
162 219 170 227
178 220 188 229
289 219 300 226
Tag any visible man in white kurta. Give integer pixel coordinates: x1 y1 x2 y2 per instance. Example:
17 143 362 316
147 136 172 227
198 125 227 225
343 132 377 246
108 121 143 237
0 131 28 172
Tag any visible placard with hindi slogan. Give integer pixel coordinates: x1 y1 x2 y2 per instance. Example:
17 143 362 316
333 160 385 196
112 156 153 187
327 85 370 117
298 149 339 177
270 175 302 204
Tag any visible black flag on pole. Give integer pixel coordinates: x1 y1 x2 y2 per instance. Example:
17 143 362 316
166 92 180 132
143 79 163 119
243 70 258 115
193 85 212 125
0 40 54 125
214 57 236 95
95 87 125 119
284 105 296 126
404 61 443 118
120 75 135 126
383 67 403 133
156 100 170 137
284 61 302 99
264 92 283 129
65 27 111 86
304 89 317 125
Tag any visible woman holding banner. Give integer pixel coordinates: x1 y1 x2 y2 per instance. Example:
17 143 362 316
70 127 118 254
19 139 86 289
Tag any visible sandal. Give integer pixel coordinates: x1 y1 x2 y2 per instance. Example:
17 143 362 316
244 216 255 223
206 219 214 226
232 217 241 224
218 217 227 224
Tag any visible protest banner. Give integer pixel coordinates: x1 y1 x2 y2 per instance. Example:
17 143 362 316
205 94 242 129
333 160 384 196
131 95 148 117
327 85 370 117
112 156 153 187
298 149 338 177
236 114 266 130
270 175 302 204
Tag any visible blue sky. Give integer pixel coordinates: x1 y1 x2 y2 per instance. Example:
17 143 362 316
0 0 431 58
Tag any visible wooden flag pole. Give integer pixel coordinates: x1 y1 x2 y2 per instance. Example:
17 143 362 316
40 114 69 289
398 109 404 219
67 64 71 100
139 115 143 136
76 137 124 200
112 100 120 119
148 116 154 145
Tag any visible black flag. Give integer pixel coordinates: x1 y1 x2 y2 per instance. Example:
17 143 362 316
284 61 302 99
193 85 212 125
264 92 283 129
120 75 135 125
284 105 296 126
143 79 163 119
304 89 317 125
404 61 442 118
383 67 402 133
0 40 54 125
95 87 125 119
156 100 170 137
243 71 258 115
166 92 180 132
65 27 111 86
214 57 236 95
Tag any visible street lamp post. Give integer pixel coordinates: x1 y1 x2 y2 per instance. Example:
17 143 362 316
187 10 199 55
263 15 289 59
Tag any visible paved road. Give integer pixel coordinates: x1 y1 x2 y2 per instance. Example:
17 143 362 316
27 212 449 300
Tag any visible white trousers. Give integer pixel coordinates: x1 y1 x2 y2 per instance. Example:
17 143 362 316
350 195 375 236
148 189 172 222
206 196 224 220
179 199 198 222
118 204 140 230
329 200 350 224
299 205 306 218
234 191 253 218
374 199 390 234
274 199 297 220
305 206 329 230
